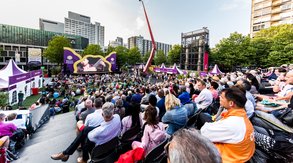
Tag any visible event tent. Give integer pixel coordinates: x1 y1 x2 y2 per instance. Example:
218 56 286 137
209 64 223 75
0 59 43 105
153 63 187 75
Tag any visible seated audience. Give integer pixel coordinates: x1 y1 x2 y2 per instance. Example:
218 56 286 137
132 106 166 156
200 88 255 162
162 93 187 135
193 80 213 110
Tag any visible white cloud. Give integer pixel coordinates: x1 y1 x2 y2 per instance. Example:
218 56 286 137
136 17 145 30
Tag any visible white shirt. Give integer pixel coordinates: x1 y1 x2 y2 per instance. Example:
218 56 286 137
201 116 246 144
88 114 121 145
194 88 213 109
84 109 103 127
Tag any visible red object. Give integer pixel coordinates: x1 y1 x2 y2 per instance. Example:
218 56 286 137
141 1 156 73
31 88 39 95
115 147 145 163
203 52 209 72
0 148 7 163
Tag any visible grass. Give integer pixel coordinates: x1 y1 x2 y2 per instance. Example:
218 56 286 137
12 94 41 110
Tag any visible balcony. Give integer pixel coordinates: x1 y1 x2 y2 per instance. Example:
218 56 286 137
271 8 281 14
271 16 281 21
272 0 281 7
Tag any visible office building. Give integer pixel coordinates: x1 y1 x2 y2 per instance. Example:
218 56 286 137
64 11 105 46
250 0 293 37
39 18 64 33
128 35 172 56
0 24 88 68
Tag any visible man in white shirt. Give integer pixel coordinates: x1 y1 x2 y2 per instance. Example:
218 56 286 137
51 102 121 163
194 80 213 110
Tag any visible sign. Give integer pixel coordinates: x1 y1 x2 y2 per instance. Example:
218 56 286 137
28 48 42 63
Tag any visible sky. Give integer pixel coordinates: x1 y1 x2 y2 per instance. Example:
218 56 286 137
0 0 251 48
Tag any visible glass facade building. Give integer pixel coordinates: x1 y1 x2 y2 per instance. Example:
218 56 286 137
0 23 88 68
0 24 88 49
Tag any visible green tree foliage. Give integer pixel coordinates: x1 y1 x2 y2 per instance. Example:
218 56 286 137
105 46 115 56
143 51 150 63
210 32 250 69
167 44 181 65
210 24 293 69
82 44 104 56
44 36 71 65
114 46 129 69
154 50 167 65
252 24 293 66
0 92 8 109
128 47 142 65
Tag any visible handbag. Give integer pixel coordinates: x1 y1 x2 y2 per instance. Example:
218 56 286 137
278 108 293 127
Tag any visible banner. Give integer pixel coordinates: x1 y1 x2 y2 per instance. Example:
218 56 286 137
28 48 42 63
203 51 209 72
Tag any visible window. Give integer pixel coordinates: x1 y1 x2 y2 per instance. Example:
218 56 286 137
12 91 17 104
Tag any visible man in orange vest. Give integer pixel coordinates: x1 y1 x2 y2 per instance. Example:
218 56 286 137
201 88 255 163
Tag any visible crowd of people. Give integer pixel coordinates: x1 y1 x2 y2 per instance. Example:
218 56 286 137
1 65 293 162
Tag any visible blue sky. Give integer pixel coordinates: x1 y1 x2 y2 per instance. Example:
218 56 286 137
0 0 251 47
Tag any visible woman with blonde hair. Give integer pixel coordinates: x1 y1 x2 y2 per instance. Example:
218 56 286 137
162 93 188 135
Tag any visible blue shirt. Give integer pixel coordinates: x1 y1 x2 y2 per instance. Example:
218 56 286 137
162 106 188 135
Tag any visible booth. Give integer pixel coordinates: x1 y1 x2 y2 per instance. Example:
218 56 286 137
0 59 43 105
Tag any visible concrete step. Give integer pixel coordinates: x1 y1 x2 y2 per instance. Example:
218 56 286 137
15 112 80 163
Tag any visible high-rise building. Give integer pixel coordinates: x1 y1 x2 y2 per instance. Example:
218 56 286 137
250 0 293 37
109 37 123 47
39 18 64 33
128 35 172 56
64 11 105 46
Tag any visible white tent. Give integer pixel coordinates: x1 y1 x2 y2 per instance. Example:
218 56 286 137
0 59 43 105
209 64 223 75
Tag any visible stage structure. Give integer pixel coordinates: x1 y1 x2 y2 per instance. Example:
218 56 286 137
63 47 117 74
180 27 209 71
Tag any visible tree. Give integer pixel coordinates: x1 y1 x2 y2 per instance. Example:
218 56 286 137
0 92 8 109
210 32 250 70
167 44 181 65
82 44 103 56
127 47 142 65
253 24 293 66
154 50 167 65
44 36 71 65
114 46 129 69
105 46 115 56
143 51 150 63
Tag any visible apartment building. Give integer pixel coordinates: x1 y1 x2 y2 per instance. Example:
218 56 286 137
128 35 172 56
250 0 293 37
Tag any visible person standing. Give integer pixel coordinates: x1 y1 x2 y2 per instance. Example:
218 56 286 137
18 91 24 107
